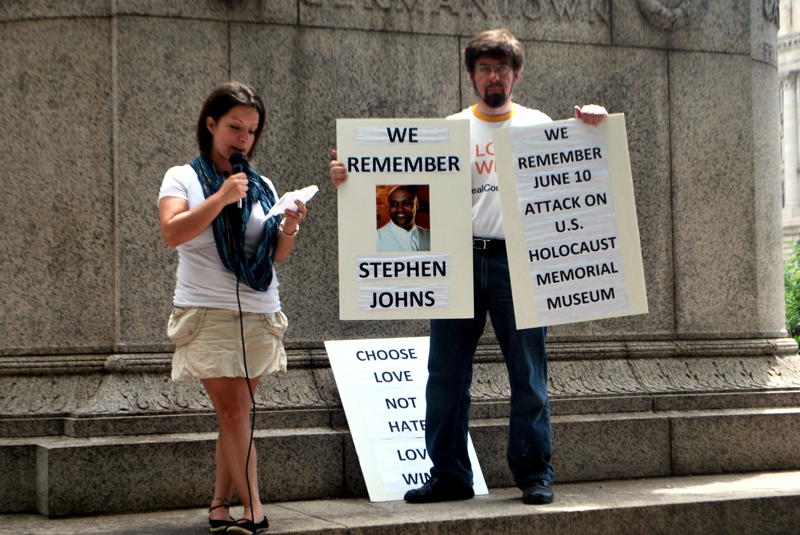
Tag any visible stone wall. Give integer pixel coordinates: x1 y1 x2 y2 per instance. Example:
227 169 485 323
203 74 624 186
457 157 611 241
3 0 800 517
0 0 789 355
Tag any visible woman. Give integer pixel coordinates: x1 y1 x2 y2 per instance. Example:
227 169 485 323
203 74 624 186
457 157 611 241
158 82 306 534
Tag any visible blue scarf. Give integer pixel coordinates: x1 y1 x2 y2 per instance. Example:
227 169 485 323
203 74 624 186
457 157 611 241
190 154 278 291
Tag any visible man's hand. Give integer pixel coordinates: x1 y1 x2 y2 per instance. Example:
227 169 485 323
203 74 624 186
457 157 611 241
574 104 608 126
329 149 348 188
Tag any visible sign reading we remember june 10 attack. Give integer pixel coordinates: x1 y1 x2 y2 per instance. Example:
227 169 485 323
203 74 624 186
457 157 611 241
324 337 488 502
493 113 648 328
336 119 473 320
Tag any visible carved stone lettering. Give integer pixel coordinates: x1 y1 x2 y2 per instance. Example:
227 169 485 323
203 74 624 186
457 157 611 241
468 0 489 18
304 0 611 24
437 0 459 15
551 0 582 20
523 0 545 21
592 0 610 24
361 0 391 8
636 0 708 31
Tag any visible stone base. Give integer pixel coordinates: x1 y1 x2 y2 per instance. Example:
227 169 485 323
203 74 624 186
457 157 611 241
2 341 799 516
3 394 800 516
3 471 800 534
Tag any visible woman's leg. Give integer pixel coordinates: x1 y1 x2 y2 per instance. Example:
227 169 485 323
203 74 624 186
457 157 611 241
209 439 234 520
203 376 264 522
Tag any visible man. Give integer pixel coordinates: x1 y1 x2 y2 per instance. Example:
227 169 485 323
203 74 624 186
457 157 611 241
377 185 431 252
330 28 607 505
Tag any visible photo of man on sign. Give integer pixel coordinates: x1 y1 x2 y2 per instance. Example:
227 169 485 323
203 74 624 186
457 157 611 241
376 185 431 252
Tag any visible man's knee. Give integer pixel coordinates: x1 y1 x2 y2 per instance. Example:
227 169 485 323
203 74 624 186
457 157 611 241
511 388 548 416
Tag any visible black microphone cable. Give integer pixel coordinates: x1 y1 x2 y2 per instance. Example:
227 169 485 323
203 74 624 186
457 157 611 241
230 151 257 526
235 275 257 527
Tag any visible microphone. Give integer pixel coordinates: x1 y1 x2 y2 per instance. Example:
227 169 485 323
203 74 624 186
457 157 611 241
229 152 248 209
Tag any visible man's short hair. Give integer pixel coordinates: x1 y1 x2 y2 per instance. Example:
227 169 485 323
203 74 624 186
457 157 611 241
389 185 417 199
464 28 524 75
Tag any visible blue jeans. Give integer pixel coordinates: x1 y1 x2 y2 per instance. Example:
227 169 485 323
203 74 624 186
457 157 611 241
426 246 553 488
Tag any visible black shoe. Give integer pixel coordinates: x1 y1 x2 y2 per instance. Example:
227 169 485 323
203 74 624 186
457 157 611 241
208 498 235 534
404 475 474 503
226 515 269 535
522 479 554 504
208 516 236 534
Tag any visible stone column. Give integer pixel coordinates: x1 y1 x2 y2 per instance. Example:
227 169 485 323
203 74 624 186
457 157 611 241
792 71 800 219
786 74 797 211
780 1 800 250
783 73 800 229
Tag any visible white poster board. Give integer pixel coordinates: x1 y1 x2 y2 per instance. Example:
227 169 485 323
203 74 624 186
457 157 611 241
324 337 488 502
336 119 473 320
493 113 647 328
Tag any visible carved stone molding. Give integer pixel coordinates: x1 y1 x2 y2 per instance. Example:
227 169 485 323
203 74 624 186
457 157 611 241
14 354 794 416
0 355 106 376
2 338 795 377
549 355 800 397
779 71 794 88
636 0 709 31
104 354 171 374
497 337 797 361
2 354 799 439
2 341 797 426
763 0 779 27
0 374 103 415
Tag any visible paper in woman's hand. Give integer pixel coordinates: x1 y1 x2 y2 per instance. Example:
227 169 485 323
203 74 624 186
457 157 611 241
267 185 319 218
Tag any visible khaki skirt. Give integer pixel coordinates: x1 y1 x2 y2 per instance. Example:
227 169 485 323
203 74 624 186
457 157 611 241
167 307 288 382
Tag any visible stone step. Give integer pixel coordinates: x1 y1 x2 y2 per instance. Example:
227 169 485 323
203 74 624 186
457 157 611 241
2 471 799 534
4 400 800 517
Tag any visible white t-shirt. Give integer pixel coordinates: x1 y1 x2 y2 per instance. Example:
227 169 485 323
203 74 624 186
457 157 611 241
448 103 552 239
158 164 281 313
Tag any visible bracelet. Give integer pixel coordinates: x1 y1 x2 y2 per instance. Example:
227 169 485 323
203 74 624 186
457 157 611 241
278 218 299 239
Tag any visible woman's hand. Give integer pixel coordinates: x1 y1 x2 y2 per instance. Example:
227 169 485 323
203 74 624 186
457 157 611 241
274 200 307 262
573 104 608 126
218 172 249 205
329 149 348 188
281 199 307 235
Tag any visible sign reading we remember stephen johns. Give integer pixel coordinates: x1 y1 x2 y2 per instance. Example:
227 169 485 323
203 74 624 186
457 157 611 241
493 113 647 328
336 119 473 320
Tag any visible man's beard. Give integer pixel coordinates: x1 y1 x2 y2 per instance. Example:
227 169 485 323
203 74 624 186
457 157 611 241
484 91 508 108
475 81 508 108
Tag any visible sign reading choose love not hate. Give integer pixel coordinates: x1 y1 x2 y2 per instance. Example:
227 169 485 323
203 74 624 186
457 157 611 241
493 113 648 328
336 119 473 321
324 337 488 502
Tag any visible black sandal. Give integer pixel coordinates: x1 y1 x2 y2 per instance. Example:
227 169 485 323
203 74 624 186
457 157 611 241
208 497 236 534
226 515 269 535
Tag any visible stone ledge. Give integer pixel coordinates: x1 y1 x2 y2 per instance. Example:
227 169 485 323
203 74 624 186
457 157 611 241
3 471 800 534
1 337 796 372
4 406 800 516
5 389 800 440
